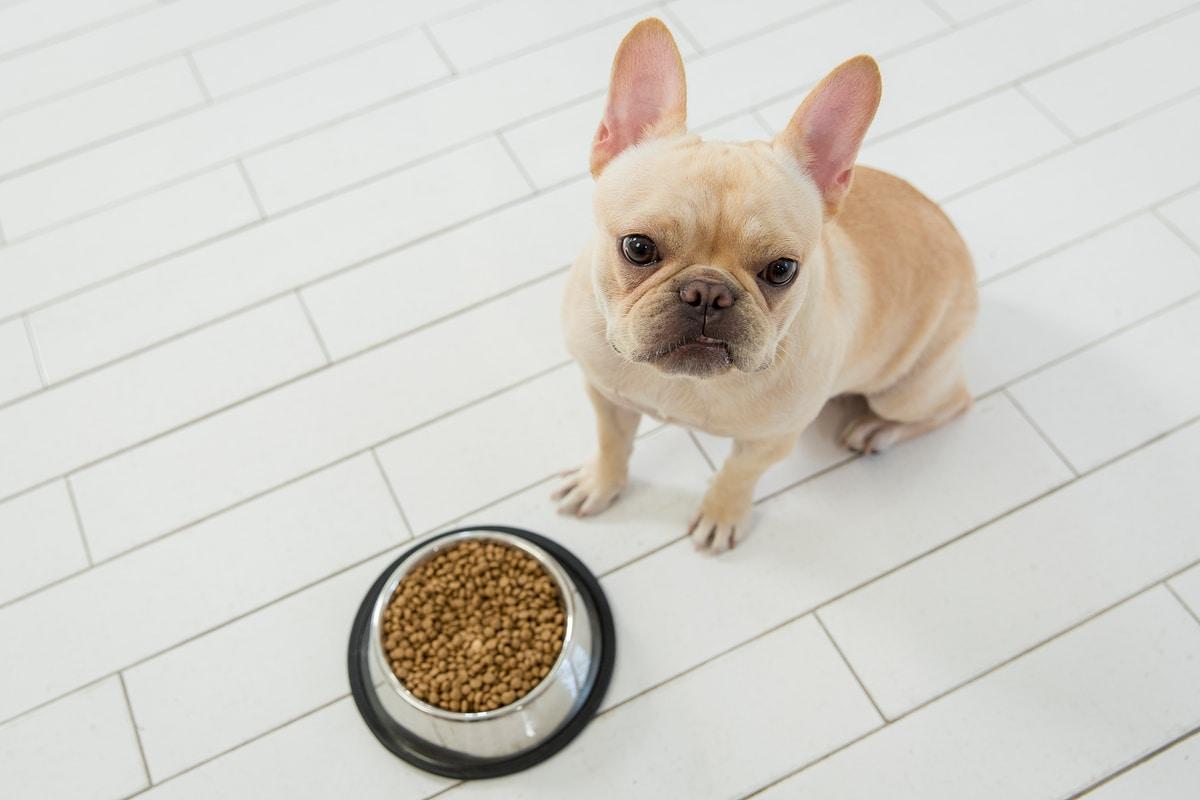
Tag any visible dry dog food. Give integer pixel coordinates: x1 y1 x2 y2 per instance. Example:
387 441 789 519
382 539 566 713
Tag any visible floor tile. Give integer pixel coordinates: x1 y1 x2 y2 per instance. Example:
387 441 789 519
1022 8 1200 137
820 418 1200 718
377 363 589 534
29 138 525 380
1008 294 1200 472
0 455 405 722
0 481 87 605
68 274 565 554
1168 562 1200 618
301 178 591 359
4 295 324 509
859 89 1070 201
665 0 841 49
242 13 681 214
0 0 147 58
0 166 256 321
0 318 40 404
124 551 398 781
1080 732 1200 800
965 214 1200 394
447 616 881 800
0 0 313 116
0 59 203 178
1159 186 1200 249
0 30 447 237
758 0 1195 136
599 394 1070 710
946 94 1200 281
0 677 146 800
449 425 713 575
192 0 476 98
759 588 1200 800
138 698 451 800
429 0 650 72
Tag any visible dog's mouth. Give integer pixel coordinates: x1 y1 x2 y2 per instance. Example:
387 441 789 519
643 334 734 377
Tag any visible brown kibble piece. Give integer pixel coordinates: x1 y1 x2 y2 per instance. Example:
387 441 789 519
382 540 566 713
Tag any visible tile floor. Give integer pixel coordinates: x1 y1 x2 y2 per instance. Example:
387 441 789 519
1 0 1199 798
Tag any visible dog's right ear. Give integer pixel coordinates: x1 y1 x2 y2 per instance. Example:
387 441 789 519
590 18 687 177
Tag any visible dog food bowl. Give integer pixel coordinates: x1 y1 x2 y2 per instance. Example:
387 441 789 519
347 526 615 779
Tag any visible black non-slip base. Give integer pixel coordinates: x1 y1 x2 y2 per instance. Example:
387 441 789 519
347 526 616 780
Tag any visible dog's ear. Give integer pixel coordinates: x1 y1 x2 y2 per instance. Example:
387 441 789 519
590 18 687 176
775 55 881 215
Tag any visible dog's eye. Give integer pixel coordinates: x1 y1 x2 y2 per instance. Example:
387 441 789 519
759 258 799 287
621 234 659 266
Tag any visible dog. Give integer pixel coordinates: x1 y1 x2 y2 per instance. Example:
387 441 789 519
552 18 977 553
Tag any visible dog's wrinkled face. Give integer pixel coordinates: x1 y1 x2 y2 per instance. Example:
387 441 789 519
591 137 824 377
585 19 879 379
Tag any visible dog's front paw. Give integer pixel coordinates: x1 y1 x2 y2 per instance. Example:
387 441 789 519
688 500 753 555
551 461 626 517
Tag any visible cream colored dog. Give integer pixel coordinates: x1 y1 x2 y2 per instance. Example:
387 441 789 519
553 19 977 553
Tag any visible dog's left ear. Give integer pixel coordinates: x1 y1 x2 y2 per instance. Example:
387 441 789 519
775 55 881 216
590 18 687 176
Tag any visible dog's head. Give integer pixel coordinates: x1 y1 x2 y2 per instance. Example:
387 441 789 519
587 19 881 378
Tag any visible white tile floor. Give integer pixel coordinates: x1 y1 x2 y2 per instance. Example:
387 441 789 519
1 0 1199 797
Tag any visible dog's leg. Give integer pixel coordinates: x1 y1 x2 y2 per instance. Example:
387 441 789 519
842 342 971 454
690 432 797 554
552 383 641 516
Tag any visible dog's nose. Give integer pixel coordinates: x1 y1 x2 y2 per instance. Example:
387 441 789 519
679 279 735 312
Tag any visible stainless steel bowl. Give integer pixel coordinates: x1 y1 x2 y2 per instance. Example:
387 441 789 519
348 526 614 779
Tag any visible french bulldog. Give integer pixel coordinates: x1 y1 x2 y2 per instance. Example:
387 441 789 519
553 19 977 553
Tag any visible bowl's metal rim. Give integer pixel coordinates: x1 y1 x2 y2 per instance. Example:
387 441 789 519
368 529 579 723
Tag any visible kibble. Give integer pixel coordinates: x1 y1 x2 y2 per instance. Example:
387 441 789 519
383 540 566 713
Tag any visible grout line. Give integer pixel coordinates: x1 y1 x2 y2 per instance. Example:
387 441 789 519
749 109 776 138
234 159 267 219
183 51 213 104
0 2 160 66
370 448 415 539
1152 207 1200 259
0 0 1191 287
920 0 958 28
10 414 1200 759
1165 581 1200 627
293 290 332 364
0 265 573 506
1013 81 1079 142
740 583 1183 799
0 92 213 185
1065 726 1200 800
656 2 705 54
20 314 49 388
991 289 1200 391
685 430 717 471
0 0 342 123
974 179 1200 289
1003 389 1079 476
117 672 154 789
420 22 457 76
119 692 354 798
0 68 456 245
5 71 1194 407
18 357 572 574
813 611 888 723
63 475 95 566
495 131 539 193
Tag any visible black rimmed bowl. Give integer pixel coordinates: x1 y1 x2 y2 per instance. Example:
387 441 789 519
347 526 615 779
